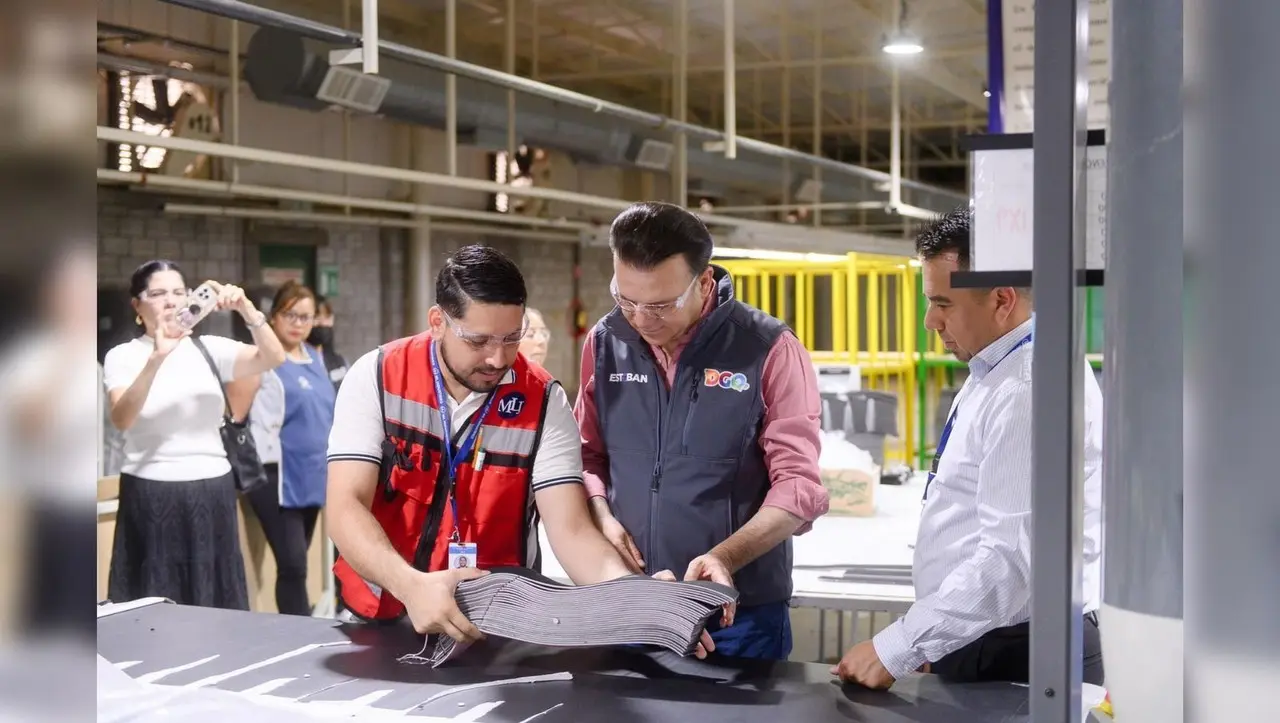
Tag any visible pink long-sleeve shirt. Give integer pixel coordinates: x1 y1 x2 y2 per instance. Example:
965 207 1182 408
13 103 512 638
574 297 830 534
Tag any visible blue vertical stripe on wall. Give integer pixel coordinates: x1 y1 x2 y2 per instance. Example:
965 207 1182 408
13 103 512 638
986 0 1005 133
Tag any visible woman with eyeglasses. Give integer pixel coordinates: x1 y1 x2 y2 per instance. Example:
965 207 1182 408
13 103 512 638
518 307 551 367
102 260 286 610
244 281 338 616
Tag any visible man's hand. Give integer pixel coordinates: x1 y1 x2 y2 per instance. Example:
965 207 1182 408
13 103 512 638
683 553 736 627
831 640 896 690
651 569 716 659
596 510 645 573
398 567 489 642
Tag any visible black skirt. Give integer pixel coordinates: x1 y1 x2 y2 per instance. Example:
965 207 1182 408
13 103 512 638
107 471 249 611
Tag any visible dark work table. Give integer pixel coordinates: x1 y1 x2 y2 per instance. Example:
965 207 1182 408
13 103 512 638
97 599 1031 722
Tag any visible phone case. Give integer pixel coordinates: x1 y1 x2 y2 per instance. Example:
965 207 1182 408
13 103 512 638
176 284 218 330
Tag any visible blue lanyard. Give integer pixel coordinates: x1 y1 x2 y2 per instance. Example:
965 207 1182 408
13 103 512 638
923 332 1033 501
430 340 499 539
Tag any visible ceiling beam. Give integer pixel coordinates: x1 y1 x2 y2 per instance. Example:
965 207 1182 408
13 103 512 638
537 46 982 81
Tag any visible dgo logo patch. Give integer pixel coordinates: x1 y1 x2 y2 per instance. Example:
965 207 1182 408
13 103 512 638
703 369 751 392
497 391 526 419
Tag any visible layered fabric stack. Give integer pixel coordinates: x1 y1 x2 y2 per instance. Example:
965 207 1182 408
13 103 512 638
417 569 737 667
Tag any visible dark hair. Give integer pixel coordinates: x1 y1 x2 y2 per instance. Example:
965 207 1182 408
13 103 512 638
915 206 974 269
315 294 334 317
128 259 184 298
271 280 317 318
608 202 713 275
435 244 527 318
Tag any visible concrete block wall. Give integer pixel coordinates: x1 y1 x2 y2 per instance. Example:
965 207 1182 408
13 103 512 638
98 197 243 287
97 192 394 360
314 227 399 360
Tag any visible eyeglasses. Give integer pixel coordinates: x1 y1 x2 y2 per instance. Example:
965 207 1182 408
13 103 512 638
139 288 190 302
443 311 527 350
524 328 551 342
281 311 315 325
610 275 699 320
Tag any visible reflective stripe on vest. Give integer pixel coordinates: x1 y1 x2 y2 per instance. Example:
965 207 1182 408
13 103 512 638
383 391 539 458
333 333 553 622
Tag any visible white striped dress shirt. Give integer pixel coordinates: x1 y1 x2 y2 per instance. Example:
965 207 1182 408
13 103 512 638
872 318 1104 678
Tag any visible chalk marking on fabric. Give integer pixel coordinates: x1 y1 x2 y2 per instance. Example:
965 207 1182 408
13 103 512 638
517 702 565 723
453 700 505 721
241 678 296 696
135 654 220 684
182 641 351 689
399 672 573 714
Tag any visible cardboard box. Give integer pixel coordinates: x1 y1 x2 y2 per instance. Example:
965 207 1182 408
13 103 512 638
822 466 879 517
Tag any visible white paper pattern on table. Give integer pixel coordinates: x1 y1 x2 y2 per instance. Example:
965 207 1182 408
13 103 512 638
1000 0 1112 134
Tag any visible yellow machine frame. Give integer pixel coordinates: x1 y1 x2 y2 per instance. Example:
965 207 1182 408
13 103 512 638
717 253 918 465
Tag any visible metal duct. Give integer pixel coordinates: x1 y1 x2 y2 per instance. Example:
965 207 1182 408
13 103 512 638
165 0 964 206
246 27 634 166
243 28 900 211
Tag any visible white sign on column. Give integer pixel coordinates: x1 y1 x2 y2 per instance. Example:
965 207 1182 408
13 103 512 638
1001 0 1113 134
971 145 1108 272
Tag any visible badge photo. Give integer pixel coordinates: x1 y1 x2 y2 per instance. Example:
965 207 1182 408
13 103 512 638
448 542 478 570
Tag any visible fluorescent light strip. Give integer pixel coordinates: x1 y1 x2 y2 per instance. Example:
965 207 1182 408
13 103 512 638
713 247 848 262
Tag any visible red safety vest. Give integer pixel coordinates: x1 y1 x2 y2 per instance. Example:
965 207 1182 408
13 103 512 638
333 332 552 622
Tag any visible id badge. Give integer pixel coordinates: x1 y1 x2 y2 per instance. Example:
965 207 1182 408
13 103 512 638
448 542 478 570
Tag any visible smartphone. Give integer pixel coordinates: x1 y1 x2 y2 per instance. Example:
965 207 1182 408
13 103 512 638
176 283 219 330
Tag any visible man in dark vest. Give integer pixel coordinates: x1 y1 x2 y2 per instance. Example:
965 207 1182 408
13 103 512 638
575 202 830 660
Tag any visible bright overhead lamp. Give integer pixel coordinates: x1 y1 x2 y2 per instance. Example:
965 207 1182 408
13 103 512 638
882 33 924 55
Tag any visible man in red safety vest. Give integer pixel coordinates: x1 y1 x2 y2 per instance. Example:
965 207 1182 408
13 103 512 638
325 245 713 653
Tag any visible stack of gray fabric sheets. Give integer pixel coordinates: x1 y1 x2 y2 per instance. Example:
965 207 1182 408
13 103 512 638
421 568 738 667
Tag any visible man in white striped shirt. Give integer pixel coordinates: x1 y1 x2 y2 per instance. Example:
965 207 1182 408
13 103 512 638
833 207 1105 689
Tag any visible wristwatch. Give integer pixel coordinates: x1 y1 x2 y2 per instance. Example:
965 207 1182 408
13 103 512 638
246 312 268 329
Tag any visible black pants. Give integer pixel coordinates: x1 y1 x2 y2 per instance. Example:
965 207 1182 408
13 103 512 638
931 612 1105 686
246 464 320 616
27 502 96 641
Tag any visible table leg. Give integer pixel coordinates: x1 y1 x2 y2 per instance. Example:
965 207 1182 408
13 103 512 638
817 609 827 662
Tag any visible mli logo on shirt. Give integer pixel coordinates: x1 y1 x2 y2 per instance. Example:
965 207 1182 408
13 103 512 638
703 369 750 392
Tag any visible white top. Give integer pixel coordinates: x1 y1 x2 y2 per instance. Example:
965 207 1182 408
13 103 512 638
102 334 247 482
327 348 584 490
0 333 100 501
248 368 286 465
872 319 1105 678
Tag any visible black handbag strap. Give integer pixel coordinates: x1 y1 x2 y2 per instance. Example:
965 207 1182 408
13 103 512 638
191 336 233 421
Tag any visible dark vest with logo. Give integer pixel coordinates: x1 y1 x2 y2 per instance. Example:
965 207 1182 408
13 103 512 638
592 267 792 607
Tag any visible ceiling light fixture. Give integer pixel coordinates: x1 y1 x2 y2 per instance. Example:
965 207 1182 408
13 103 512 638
883 1 924 55
882 32 924 55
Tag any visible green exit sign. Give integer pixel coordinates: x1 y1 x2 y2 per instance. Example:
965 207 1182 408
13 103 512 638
318 265 340 297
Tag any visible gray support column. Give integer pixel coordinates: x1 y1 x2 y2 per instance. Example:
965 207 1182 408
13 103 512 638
1101 0 1184 720
409 127 435 333
1186 2 1280 721
1029 0 1090 721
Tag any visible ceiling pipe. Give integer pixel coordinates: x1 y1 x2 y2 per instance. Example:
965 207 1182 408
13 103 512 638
97 168 593 231
96 125 915 255
723 0 737 160
162 203 580 242
153 0 965 203
97 52 229 88
97 47 917 216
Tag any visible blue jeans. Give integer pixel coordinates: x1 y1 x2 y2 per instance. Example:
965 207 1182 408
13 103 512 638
706 600 793 661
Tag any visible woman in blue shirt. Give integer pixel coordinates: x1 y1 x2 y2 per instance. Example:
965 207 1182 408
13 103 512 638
246 281 337 615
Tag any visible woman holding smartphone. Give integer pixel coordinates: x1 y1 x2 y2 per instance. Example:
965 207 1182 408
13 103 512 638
102 260 286 610
246 281 337 616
